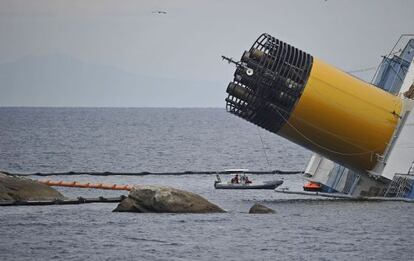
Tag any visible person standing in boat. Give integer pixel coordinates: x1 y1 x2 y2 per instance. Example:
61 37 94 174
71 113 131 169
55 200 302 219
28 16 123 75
231 174 240 184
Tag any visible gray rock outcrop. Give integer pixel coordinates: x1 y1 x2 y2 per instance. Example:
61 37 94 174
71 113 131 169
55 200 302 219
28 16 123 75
249 203 275 214
113 185 225 213
0 172 64 201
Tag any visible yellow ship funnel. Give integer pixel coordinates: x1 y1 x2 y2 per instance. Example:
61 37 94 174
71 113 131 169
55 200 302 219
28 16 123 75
225 33 402 172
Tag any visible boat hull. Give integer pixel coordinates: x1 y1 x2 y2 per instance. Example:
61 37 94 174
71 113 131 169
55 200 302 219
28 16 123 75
214 180 283 190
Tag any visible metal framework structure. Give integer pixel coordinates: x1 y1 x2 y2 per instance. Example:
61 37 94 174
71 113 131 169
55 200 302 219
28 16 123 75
225 33 313 134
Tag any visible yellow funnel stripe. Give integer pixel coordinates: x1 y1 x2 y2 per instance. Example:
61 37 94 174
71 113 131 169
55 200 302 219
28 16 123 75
279 58 402 171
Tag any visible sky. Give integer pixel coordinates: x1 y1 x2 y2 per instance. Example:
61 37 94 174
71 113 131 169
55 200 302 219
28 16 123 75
0 0 414 107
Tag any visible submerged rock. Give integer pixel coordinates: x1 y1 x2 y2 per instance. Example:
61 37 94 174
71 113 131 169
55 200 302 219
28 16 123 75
113 185 225 213
249 203 275 214
0 172 64 201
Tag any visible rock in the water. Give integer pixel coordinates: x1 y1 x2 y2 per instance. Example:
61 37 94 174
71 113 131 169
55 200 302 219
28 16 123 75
113 185 225 213
113 197 141 212
249 203 275 214
0 172 64 201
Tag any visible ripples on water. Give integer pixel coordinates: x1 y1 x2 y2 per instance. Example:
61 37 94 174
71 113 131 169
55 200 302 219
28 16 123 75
0 107 310 173
0 108 413 260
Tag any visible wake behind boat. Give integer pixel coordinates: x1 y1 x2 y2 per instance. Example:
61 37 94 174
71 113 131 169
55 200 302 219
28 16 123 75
214 170 283 190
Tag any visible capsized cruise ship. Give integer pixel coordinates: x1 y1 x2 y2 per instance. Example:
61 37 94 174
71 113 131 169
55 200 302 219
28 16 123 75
223 34 414 198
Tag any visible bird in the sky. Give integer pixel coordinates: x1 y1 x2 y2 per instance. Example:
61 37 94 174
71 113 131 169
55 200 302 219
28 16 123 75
152 11 167 14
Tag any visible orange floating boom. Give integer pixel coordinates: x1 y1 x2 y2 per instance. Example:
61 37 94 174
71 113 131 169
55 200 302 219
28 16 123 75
40 180 133 191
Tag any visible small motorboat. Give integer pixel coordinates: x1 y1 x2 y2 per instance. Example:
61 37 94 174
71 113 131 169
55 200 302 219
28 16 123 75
214 173 283 190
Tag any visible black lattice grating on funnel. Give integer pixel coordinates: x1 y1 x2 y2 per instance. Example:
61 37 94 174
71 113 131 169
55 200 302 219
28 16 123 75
225 33 313 134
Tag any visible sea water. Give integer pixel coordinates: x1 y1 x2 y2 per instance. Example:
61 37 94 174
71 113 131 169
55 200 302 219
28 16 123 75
0 108 413 260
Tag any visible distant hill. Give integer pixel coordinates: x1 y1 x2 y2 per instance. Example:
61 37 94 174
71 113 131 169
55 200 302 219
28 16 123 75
0 54 223 107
